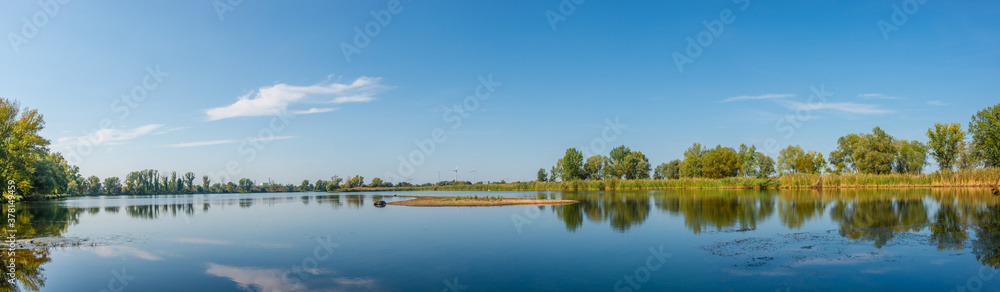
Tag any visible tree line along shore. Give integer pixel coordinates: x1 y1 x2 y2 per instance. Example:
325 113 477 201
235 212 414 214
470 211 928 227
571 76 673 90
2 98 999 201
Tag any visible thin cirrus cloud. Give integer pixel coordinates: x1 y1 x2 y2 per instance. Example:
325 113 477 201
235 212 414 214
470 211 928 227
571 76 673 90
50 124 165 151
205 76 385 121
858 93 902 100
927 100 950 106
93 246 163 261
165 136 295 148
171 238 231 245
204 263 374 291
718 93 795 103
722 92 891 115
205 263 307 292
776 100 892 115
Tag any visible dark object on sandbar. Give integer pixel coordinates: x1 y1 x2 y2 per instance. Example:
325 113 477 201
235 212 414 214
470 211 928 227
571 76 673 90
992 187 999 196
374 200 387 207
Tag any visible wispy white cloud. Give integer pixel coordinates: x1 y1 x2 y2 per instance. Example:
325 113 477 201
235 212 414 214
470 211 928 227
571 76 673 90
205 263 307 292
154 126 188 135
858 93 901 100
791 252 891 267
331 95 375 103
927 100 950 106
172 238 230 245
166 140 237 148
861 267 902 274
334 277 376 287
165 136 295 148
725 269 796 276
205 263 370 292
51 124 164 151
93 246 163 261
747 109 821 121
776 100 892 115
255 136 295 142
247 242 294 249
719 93 795 103
292 107 337 115
206 76 384 121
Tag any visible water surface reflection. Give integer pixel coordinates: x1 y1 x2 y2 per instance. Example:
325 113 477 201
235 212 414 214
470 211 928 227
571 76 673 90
1 190 997 291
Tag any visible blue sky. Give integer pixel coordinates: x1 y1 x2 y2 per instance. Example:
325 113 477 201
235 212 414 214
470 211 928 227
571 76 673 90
2 0 998 184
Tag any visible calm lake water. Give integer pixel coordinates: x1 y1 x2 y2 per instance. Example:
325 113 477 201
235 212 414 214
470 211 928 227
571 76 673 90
3 189 999 291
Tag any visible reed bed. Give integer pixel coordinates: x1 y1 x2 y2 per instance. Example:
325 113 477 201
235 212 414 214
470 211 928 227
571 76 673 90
370 168 1000 192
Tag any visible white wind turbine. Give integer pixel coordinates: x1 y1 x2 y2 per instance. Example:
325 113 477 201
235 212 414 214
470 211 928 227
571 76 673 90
451 164 460 182
469 165 478 184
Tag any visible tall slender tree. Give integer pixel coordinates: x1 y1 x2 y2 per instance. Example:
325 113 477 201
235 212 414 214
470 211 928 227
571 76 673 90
560 148 584 181
926 123 965 171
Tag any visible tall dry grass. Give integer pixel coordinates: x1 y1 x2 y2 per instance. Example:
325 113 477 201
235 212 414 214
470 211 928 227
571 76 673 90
376 168 1000 192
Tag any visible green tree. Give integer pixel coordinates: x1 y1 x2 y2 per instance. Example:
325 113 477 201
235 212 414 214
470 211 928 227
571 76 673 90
956 141 982 170
653 163 669 180
855 127 897 174
583 155 609 180
969 103 1000 167
67 179 80 196
104 177 122 195
160 176 169 193
328 176 343 190
737 144 758 177
550 163 561 182
65 166 84 195
806 152 825 174
679 143 705 178
202 175 211 192
828 133 862 173
238 178 254 192
894 140 927 174
623 151 651 179
537 168 548 182
0 98 49 197
665 159 681 179
926 123 965 171
183 172 196 192
702 145 739 179
86 175 102 194
30 153 70 198
756 153 776 178
169 171 179 193
560 148 584 181
348 175 364 188
370 177 384 188
300 180 311 191
777 145 804 175
778 145 824 174
608 145 631 179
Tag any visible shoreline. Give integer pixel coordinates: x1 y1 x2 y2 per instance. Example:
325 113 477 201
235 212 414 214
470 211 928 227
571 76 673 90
387 196 578 207
339 184 1000 192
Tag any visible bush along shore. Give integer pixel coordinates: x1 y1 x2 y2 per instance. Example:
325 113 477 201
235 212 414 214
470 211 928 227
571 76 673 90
362 168 1000 191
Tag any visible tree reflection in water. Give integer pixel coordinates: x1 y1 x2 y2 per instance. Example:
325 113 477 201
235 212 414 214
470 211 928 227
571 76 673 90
2 203 80 292
553 189 999 268
555 192 652 232
829 198 929 248
557 190 776 234
929 203 967 251
971 204 1000 269
0 190 998 291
